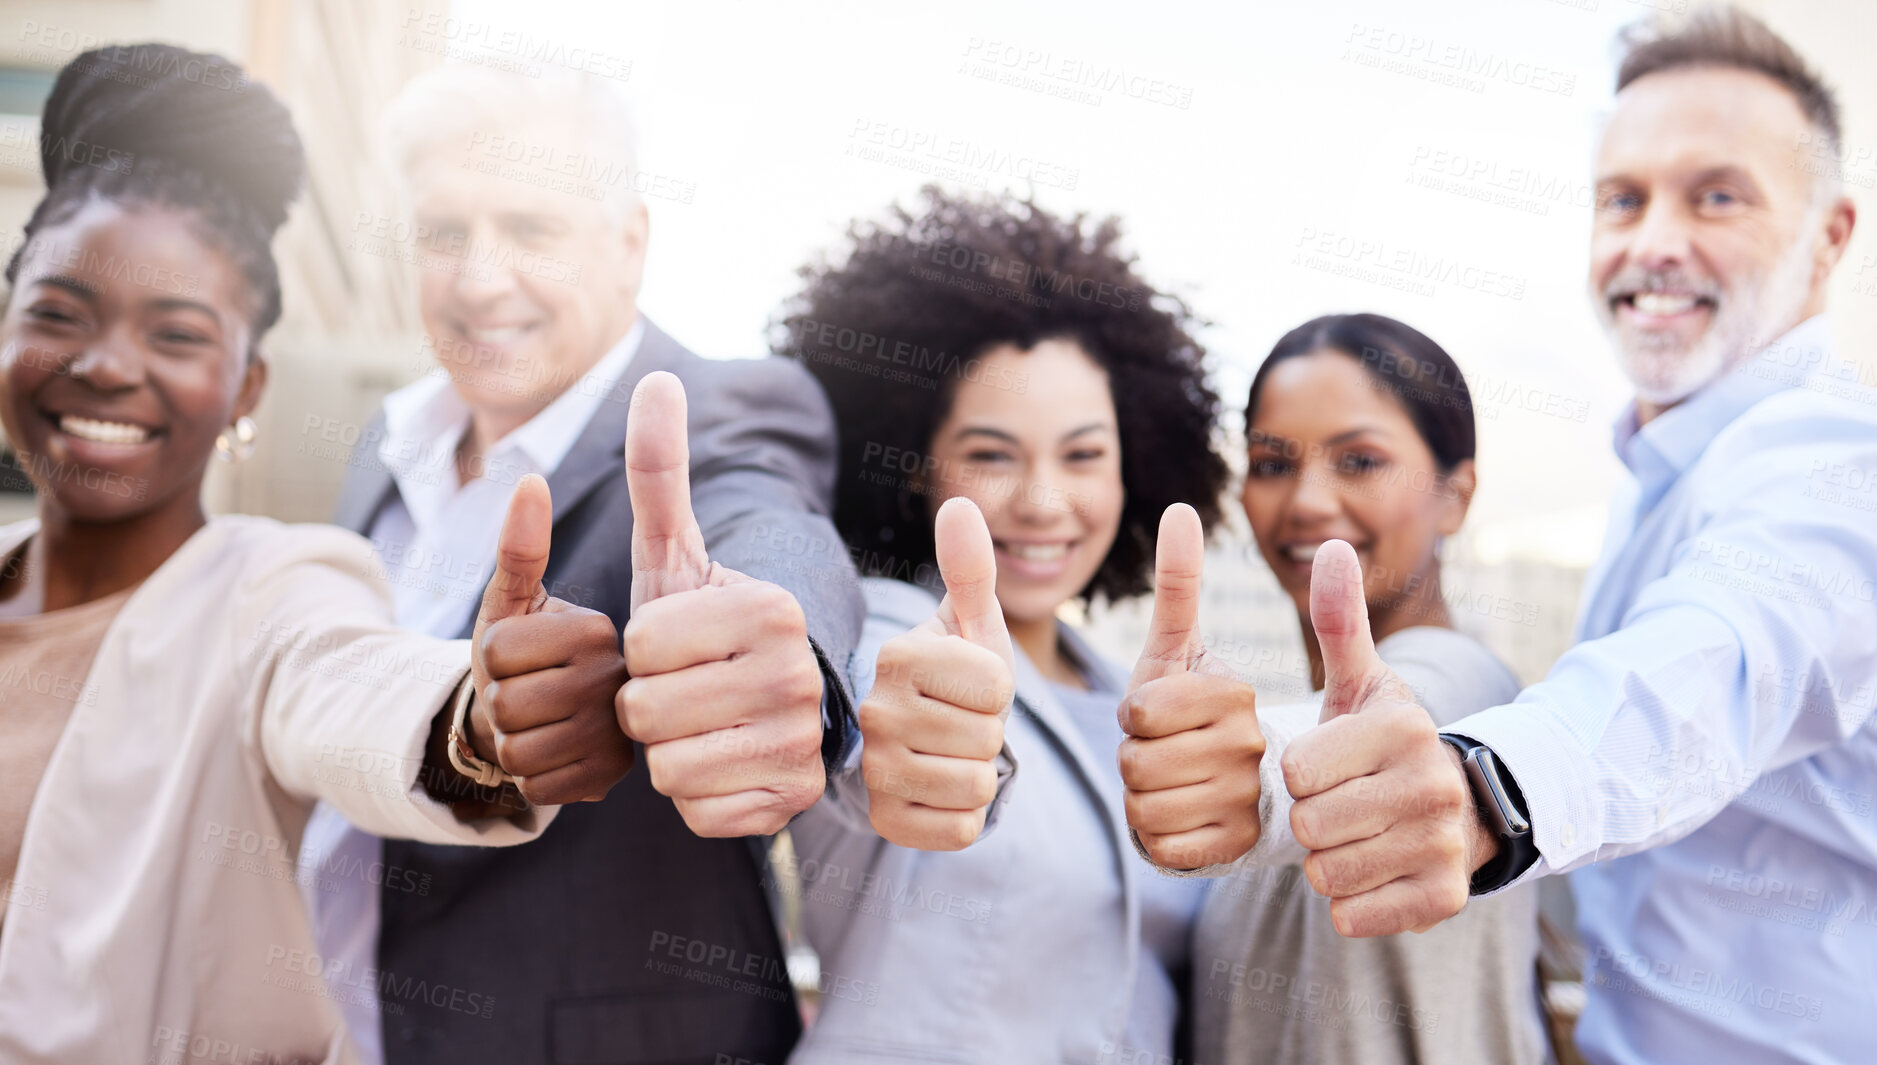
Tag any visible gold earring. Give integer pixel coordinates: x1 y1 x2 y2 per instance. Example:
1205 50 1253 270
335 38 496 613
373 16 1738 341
215 415 258 463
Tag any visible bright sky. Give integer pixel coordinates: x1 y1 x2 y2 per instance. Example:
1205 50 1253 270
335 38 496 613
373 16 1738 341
450 0 1650 565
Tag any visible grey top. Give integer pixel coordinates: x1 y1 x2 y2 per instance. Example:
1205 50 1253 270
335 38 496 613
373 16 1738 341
789 577 1182 1064
1192 625 1546 1065
1046 679 1206 1059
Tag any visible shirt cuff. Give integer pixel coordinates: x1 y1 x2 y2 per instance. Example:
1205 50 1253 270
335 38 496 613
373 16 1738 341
1443 700 1602 891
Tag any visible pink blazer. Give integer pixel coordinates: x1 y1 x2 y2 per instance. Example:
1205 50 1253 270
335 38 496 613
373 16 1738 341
0 517 555 1063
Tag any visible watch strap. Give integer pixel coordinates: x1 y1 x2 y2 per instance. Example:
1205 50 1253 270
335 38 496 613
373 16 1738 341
447 678 515 788
1440 734 1539 895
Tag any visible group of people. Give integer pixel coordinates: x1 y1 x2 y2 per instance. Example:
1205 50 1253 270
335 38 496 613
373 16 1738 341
0 5 1871 1065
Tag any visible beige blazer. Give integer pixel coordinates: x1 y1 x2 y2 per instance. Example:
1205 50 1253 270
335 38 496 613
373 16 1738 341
0 516 555 1064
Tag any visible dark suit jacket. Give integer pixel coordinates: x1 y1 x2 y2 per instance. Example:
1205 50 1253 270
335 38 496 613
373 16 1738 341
333 320 862 1065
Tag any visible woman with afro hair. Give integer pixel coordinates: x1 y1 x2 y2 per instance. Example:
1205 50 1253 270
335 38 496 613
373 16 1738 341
777 187 1232 1062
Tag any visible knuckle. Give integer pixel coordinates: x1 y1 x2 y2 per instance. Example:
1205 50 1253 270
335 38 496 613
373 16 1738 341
1279 748 1312 797
965 715 1004 761
1330 899 1360 938
754 584 807 634
875 636 917 675
966 761 998 808
642 747 676 796
1116 740 1144 785
483 680 513 731
1292 804 1322 850
784 661 824 711
941 812 985 851
620 620 653 671
615 679 645 735
1122 788 1152 830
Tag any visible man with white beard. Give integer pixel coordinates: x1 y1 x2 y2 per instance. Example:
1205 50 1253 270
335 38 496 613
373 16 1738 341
1272 8 1877 1063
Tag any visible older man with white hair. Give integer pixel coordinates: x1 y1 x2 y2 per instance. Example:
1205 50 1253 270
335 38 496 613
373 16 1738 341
1274 8 1877 1064
298 64 860 1065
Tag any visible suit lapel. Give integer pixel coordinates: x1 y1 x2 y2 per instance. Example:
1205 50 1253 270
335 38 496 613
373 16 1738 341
542 317 685 529
331 410 396 535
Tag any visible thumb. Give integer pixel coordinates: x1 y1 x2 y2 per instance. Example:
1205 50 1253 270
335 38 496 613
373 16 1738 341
932 497 1012 666
626 371 710 604
1310 538 1384 721
1129 503 1207 691
477 473 553 626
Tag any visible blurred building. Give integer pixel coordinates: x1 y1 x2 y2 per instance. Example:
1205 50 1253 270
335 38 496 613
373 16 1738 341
0 0 442 526
0 0 1866 666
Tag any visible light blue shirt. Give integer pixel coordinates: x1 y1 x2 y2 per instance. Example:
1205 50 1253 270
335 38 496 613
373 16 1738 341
1449 315 1877 1065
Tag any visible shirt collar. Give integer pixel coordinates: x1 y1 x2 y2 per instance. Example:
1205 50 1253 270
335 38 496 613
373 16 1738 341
1611 313 1835 493
378 318 645 495
499 317 644 475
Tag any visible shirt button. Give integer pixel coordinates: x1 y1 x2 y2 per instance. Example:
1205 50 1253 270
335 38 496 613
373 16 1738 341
1560 823 1576 849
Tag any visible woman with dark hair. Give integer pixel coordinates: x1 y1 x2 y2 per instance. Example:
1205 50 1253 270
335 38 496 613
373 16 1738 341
1188 313 1545 1064
0 46 625 1059
775 187 1233 1061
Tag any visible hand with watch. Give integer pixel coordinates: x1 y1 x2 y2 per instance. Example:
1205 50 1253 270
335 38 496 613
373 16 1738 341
424 473 634 812
1278 540 1536 938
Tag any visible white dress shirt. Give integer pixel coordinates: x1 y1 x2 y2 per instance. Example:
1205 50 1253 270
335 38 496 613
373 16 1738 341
1447 315 1877 1065
297 321 642 1064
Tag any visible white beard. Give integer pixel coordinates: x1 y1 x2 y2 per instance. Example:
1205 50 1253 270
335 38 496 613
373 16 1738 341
1597 217 1821 406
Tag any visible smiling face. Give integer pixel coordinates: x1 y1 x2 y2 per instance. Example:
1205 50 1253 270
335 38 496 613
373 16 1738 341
923 338 1125 628
1241 350 1472 634
0 197 262 523
407 116 646 430
1591 66 1849 409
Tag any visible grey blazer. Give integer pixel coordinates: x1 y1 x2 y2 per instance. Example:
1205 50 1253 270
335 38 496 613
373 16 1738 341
784 578 1147 1063
332 319 863 1065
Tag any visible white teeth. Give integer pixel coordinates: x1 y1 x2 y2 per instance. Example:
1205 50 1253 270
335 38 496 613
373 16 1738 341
1003 542 1068 562
1631 293 1699 316
60 415 152 444
1286 544 1320 563
464 325 528 344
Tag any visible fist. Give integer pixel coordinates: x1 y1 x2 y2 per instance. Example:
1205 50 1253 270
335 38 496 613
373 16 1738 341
1119 503 1264 871
468 474 633 807
1280 539 1494 937
859 497 1016 851
614 371 827 837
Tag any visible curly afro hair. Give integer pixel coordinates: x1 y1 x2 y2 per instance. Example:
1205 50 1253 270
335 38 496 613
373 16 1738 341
773 186 1228 605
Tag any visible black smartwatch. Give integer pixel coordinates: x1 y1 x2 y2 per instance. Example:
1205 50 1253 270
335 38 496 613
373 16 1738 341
1438 734 1539 895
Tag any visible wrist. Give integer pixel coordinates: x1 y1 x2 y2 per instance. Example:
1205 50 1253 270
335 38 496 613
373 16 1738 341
1443 742 1502 874
465 684 500 764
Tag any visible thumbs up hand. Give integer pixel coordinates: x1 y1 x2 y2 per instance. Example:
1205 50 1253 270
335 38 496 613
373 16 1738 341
1118 503 1265 871
858 497 1017 851
464 473 633 807
1279 539 1495 937
615 372 827 838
